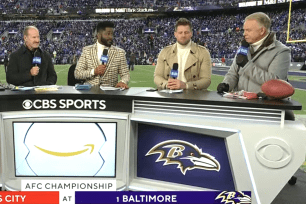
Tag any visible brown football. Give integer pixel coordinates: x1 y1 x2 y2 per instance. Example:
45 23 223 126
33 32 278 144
261 79 295 99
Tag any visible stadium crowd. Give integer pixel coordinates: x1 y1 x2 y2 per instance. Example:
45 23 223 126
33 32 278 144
0 0 282 15
0 7 305 65
0 0 302 15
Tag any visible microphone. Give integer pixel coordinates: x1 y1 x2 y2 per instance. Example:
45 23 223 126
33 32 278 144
100 49 108 65
236 40 249 68
32 51 42 67
32 51 41 85
170 63 178 79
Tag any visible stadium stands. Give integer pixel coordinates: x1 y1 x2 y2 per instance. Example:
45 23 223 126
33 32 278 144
0 0 272 14
0 3 305 64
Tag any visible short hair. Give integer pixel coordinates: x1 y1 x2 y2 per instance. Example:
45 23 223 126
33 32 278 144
245 12 271 32
96 21 115 33
23 26 39 36
175 18 193 32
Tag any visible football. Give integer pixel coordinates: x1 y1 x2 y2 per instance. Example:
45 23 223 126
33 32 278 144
261 79 295 99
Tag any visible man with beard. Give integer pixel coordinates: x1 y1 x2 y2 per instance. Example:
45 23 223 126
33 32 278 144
75 21 130 88
6 26 57 86
154 18 211 90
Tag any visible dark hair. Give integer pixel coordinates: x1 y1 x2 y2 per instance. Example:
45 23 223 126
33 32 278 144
96 21 115 33
175 18 193 32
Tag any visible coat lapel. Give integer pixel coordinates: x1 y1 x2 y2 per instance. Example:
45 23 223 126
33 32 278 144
184 42 198 71
167 44 178 67
250 32 275 62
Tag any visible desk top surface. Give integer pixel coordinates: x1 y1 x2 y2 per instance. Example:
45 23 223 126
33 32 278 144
0 86 302 111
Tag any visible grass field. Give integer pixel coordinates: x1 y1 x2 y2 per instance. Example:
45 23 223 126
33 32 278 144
1 64 305 114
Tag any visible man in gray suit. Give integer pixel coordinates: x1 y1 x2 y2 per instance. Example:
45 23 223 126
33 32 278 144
217 12 291 93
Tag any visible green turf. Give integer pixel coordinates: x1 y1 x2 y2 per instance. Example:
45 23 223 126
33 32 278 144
288 75 306 82
1 64 305 114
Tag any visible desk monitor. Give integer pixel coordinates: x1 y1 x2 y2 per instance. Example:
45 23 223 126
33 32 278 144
129 120 253 192
1 111 128 191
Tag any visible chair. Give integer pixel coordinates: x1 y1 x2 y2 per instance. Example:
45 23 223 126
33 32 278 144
67 64 83 86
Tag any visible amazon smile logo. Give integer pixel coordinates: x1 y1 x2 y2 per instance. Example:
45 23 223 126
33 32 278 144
17 122 117 177
34 144 95 157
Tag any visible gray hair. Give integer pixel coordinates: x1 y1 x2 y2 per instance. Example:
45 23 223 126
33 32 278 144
23 26 39 36
245 12 271 32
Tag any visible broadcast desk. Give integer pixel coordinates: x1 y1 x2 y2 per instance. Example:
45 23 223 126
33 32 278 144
0 87 305 204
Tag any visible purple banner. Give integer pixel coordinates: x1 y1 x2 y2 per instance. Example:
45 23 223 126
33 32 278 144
75 191 251 204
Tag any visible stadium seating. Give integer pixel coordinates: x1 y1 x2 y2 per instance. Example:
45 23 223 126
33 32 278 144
0 4 305 64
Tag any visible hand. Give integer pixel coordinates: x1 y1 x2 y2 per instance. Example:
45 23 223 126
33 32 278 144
217 83 229 93
167 78 186 90
94 65 106 76
236 39 249 68
115 82 129 89
30 66 39 76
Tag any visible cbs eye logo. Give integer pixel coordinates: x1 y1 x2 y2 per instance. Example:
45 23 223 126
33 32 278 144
22 100 33 110
255 138 291 168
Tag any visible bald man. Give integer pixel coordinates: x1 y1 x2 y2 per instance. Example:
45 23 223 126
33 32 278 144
6 26 57 86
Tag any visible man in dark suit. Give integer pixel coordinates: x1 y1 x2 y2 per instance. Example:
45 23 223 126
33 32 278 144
6 26 57 86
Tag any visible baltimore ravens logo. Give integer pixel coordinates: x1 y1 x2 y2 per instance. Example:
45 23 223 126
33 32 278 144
215 191 251 204
146 140 220 175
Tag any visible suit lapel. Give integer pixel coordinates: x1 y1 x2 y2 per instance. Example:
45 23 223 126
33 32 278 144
107 46 116 66
103 46 116 77
91 43 99 69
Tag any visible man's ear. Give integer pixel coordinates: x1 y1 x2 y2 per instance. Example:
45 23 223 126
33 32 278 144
261 27 266 36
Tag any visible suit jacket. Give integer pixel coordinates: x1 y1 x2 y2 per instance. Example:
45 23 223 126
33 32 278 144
154 42 211 90
6 46 57 86
74 42 130 86
223 32 291 93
